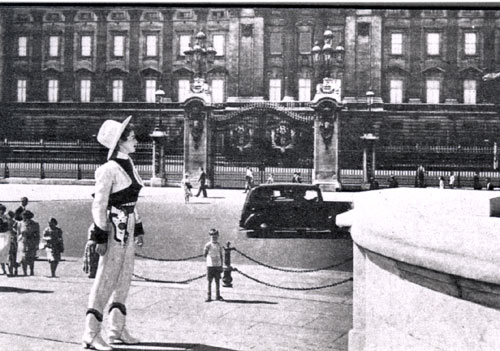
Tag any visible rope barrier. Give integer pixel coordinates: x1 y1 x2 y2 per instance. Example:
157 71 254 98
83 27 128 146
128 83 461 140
133 247 353 289
135 253 204 262
235 269 353 291
133 273 206 284
234 248 352 273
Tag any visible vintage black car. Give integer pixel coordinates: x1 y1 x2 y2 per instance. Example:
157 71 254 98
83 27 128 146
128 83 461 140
239 183 351 237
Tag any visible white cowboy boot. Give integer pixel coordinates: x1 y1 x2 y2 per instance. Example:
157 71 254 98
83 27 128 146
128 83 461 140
108 304 139 345
82 312 112 351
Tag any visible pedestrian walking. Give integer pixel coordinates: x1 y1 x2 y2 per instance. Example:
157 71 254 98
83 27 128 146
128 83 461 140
267 173 274 184
387 175 399 188
0 204 10 275
439 176 445 189
14 196 29 221
449 171 455 189
244 167 254 193
473 171 482 190
203 228 224 302
486 177 495 190
195 167 208 198
16 210 40 276
83 224 99 279
82 116 145 350
292 172 302 183
41 218 64 278
369 176 379 190
181 173 193 203
415 165 426 188
6 211 18 277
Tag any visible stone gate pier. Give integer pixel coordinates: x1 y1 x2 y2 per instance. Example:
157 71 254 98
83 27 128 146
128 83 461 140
337 188 500 351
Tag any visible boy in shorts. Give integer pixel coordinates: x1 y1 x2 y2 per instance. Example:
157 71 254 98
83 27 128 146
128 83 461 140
203 229 224 302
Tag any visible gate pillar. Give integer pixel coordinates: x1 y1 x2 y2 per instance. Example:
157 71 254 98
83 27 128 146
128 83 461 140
312 98 343 191
183 98 213 187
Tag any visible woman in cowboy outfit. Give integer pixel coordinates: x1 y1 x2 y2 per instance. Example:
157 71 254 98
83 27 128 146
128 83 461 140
82 116 145 351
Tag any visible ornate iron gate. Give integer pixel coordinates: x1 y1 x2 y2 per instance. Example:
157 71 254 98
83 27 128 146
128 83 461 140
211 105 314 188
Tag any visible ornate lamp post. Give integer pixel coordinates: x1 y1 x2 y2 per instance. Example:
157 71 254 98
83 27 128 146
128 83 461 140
310 29 345 191
366 89 375 113
181 31 216 187
149 88 167 187
311 29 345 85
183 30 216 86
360 90 378 189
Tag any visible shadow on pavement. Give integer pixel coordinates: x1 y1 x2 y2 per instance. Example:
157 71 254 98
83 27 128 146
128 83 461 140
0 286 53 294
112 342 238 351
36 258 77 262
222 299 278 305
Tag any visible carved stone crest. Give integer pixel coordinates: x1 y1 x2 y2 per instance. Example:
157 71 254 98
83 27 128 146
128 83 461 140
271 120 296 153
190 77 210 94
230 123 253 152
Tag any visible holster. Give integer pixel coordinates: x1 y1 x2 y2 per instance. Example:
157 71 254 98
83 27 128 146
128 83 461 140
109 205 134 246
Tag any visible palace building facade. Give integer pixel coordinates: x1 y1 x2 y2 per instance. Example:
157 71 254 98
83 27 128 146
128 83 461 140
1 6 500 187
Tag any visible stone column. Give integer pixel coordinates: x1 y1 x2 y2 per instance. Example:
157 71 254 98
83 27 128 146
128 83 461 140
312 98 342 191
183 99 212 187
94 10 108 102
126 9 141 102
61 10 76 102
31 10 44 101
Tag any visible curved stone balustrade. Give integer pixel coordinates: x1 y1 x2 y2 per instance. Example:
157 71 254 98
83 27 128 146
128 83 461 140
337 188 500 351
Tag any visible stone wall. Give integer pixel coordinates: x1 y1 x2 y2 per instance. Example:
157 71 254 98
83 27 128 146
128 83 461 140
338 188 500 351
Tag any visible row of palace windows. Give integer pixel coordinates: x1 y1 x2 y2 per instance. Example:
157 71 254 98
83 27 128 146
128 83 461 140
390 31 479 56
17 32 227 59
389 79 478 104
15 78 228 103
14 77 479 104
16 28 480 62
16 31 313 60
14 78 316 103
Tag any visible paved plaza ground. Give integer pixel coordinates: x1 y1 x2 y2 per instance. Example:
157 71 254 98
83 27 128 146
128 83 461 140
0 183 355 351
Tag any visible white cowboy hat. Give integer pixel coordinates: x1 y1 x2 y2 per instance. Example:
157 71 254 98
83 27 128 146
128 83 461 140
97 115 132 160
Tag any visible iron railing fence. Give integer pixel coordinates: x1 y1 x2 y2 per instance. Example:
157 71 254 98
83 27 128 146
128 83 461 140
0 139 154 180
340 145 497 172
1 140 498 187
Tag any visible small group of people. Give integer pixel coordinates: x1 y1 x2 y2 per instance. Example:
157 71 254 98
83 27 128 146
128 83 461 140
473 171 495 190
0 197 64 278
181 167 208 203
439 171 456 189
437 171 495 190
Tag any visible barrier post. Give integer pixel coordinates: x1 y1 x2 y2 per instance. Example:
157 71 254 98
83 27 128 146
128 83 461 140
222 241 235 287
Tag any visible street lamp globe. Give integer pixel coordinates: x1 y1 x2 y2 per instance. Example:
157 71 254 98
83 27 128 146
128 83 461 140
155 88 165 103
150 127 167 139
366 90 375 106
195 31 207 40
323 29 334 39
